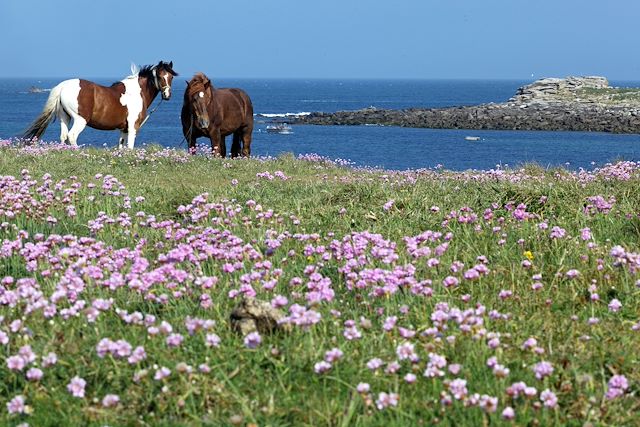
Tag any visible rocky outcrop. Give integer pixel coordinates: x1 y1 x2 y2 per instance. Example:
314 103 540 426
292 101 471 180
291 77 640 133
230 297 292 335
510 76 609 104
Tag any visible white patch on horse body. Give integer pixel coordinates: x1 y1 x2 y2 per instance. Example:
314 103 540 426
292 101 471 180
67 117 86 146
56 79 86 145
127 129 137 149
58 79 81 117
199 91 204 98
119 74 144 145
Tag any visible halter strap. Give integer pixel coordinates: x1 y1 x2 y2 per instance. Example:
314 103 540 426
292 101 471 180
152 68 161 90
139 97 163 129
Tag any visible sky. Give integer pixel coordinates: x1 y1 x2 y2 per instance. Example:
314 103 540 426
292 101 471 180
2 0 640 80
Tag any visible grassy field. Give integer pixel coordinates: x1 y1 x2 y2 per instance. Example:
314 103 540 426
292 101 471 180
0 141 638 426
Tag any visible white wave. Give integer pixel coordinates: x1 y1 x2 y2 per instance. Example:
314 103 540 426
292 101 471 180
257 112 311 118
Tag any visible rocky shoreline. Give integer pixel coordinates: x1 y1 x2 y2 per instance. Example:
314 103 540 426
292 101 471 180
290 77 640 134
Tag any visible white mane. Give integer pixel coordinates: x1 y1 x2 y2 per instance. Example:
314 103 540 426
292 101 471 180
124 63 140 80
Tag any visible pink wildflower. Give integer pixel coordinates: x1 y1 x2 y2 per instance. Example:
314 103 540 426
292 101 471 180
67 376 87 398
324 348 344 363
449 378 468 400
26 367 43 381
244 331 262 349
102 394 120 408
540 389 558 408
608 298 622 312
154 366 171 380
501 406 515 420
404 373 417 384
606 374 629 399
356 382 370 393
6 395 26 415
6 355 25 371
533 361 554 380
166 333 184 347
375 392 399 410
205 333 221 347
314 361 332 374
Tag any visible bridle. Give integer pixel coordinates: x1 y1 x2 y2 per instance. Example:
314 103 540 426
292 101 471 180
140 68 171 128
152 68 172 94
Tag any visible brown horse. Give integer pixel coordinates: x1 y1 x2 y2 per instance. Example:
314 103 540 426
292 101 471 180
181 73 254 157
23 61 178 148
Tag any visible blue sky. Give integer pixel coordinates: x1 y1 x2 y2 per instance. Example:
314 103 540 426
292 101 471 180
2 0 640 80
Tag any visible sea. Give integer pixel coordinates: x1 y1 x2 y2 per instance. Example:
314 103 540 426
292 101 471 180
2 78 640 171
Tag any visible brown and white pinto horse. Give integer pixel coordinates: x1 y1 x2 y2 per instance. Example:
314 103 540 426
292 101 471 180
23 61 178 148
181 73 254 157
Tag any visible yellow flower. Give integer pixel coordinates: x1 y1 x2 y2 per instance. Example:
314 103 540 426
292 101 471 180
523 251 534 260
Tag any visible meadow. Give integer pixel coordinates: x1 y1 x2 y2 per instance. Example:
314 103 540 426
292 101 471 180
0 139 638 426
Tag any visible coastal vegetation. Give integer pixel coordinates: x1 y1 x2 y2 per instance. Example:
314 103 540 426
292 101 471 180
575 86 640 105
0 141 638 426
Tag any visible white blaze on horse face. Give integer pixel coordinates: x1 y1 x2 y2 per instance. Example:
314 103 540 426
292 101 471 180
119 75 144 148
199 92 204 98
162 74 171 98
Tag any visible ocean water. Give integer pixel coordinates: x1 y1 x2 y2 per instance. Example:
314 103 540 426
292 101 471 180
2 78 640 171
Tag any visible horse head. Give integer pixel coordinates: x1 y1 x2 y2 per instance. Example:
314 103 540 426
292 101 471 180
153 61 178 100
188 73 213 129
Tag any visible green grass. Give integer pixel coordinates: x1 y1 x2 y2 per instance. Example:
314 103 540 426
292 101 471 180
0 146 639 426
575 87 640 104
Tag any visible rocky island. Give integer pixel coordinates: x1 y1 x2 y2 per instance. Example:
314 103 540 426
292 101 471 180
291 76 640 133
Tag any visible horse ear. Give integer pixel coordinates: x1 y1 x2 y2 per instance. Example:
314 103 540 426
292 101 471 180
169 61 173 68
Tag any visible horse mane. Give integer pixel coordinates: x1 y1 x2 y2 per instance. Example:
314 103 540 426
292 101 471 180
113 62 178 88
137 65 156 79
186 72 215 97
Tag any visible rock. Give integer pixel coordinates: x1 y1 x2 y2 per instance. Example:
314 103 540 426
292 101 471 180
510 76 609 104
230 297 292 335
291 76 640 134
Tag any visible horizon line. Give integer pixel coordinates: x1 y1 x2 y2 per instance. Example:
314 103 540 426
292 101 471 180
2 75 640 82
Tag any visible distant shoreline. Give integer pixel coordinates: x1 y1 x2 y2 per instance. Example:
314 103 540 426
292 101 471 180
292 76 640 134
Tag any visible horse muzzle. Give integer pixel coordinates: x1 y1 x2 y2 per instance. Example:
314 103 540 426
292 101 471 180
198 118 210 129
161 87 171 100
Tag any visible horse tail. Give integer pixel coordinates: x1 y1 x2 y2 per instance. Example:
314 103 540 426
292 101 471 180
245 91 254 116
22 83 63 141
239 89 253 119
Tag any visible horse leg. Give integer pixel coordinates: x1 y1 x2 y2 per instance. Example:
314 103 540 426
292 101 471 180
126 126 137 149
67 115 87 146
241 126 253 157
231 132 241 158
118 131 127 149
183 119 197 155
220 136 227 158
59 111 71 144
210 128 223 157
188 137 197 155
